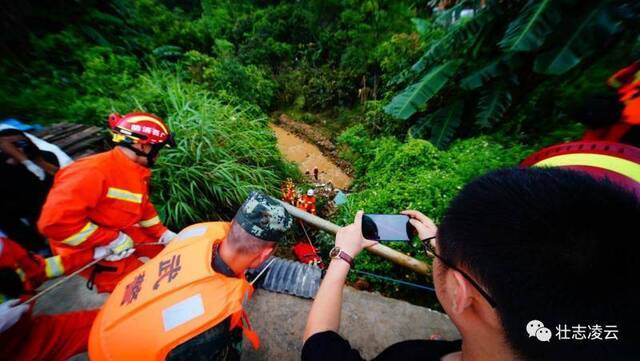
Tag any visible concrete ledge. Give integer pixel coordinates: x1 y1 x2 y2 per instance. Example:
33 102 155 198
242 287 459 360
33 277 459 360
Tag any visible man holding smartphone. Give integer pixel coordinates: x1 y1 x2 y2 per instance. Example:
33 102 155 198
302 167 635 361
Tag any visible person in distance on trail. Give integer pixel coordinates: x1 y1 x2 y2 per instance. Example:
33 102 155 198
303 167 637 361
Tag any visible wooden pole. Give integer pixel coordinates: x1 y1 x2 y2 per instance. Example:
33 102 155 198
274 198 430 276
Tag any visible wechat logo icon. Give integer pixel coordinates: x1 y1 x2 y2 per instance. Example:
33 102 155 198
527 320 552 342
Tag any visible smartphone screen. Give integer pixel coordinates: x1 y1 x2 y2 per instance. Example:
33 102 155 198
361 214 415 241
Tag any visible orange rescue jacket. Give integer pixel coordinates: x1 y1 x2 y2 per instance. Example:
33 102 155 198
38 148 167 267
0 237 73 296
89 222 260 361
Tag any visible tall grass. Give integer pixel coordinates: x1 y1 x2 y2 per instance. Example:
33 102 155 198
126 69 297 228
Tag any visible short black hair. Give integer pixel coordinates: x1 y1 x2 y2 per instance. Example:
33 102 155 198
438 167 638 361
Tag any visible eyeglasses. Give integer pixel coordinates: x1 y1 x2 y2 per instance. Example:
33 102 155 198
422 236 497 308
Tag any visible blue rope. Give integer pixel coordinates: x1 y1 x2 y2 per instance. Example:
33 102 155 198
350 269 436 292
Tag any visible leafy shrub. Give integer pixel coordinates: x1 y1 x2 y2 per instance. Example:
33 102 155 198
117 70 297 228
69 47 143 123
358 100 406 136
278 64 359 111
183 51 278 109
232 3 314 68
373 33 426 85
328 129 533 302
384 1 640 148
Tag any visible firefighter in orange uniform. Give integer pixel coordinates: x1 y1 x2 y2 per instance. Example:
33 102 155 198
89 191 293 361
281 178 295 205
297 189 317 215
0 236 98 361
0 235 81 295
38 112 178 293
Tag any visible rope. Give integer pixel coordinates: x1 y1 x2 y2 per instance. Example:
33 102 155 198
23 242 165 304
249 258 276 286
350 269 435 292
299 220 315 247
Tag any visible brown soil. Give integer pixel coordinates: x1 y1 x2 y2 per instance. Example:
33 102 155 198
275 114 354 176
271 124 352 190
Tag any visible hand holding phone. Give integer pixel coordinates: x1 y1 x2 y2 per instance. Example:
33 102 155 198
335 211 379 259
361 214 416 241
401 210 438 241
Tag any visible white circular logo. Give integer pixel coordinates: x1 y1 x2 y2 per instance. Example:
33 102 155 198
526 320 544 338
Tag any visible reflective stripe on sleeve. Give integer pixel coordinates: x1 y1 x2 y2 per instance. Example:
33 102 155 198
45 255 65 278
106 187 143 204
15 268 26 282
61 222 98 246
139 215 160 228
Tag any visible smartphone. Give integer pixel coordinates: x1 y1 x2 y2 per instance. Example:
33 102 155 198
361 214 415 241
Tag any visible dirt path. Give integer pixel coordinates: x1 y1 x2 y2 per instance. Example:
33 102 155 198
271 123 352 189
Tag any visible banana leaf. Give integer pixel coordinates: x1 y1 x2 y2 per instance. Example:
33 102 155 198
384 60 461 120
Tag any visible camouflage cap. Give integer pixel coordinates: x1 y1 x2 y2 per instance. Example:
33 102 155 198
234 191 293 242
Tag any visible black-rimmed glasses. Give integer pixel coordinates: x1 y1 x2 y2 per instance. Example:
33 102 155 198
422 236 497 308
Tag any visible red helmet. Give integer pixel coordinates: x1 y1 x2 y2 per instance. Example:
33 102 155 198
108 112 175 147
521 141 640 197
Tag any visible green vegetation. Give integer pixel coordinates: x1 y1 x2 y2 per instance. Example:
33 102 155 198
1 0 638 302
319 126 532 304
125 70 297 228
384 0 639 148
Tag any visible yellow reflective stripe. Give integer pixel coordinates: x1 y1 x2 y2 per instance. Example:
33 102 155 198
139 215 160 228
112 234 133 254
45 256 65 278
126 115 168 133
107 187 143 204
15 268 26 282
533 153 640 183
61 222 98 246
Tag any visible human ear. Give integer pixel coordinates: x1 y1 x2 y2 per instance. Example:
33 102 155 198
449 270 472 315
253 246 275 267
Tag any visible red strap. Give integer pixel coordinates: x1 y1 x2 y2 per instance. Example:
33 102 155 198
241 311 260 350
229 309 260 350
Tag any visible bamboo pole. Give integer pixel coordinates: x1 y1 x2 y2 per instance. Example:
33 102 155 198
274 198 430 276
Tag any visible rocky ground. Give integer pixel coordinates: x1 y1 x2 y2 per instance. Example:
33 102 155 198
35 276 459 360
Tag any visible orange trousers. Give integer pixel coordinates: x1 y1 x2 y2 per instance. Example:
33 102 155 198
80 227 163 293
0 309 98 361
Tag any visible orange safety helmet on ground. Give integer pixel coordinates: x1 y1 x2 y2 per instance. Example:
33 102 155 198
108 112 176 166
